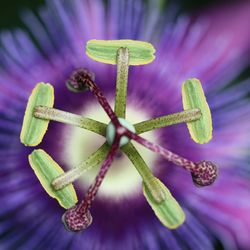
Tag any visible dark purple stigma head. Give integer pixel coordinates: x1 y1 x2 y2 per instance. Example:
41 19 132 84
192 161 218 187
62 207 93 232
66 68 95 93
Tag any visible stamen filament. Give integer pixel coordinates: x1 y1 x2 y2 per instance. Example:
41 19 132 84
134 108 201 134
122 142 166 203
34 106 107 136
52 142 110 190
114 47 129 118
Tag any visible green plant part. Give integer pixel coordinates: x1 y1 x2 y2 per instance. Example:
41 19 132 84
182 78 213 144
19 39 217 233
34 106 106 136
20 83 54 146
134 108 201 134
28 149 78 209
52 142 110 190
143 178 186 229
86 39 155 65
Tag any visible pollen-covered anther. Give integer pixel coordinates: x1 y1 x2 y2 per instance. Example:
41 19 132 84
62 207 92 232
191 161 218 187
66 68 95 93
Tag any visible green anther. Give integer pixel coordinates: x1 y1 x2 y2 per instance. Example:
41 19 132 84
114 47 129 118
20 83 54 146
143 178 186 229
122 143 166 203
123 143 185 228
182 78 213 144
106 118 136 147
28 149 78 209
86 39 155 65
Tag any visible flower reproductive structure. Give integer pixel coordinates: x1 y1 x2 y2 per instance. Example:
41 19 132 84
20 40 218 232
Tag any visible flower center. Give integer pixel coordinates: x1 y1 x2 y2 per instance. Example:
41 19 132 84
62 100 159 200
106 118 136 147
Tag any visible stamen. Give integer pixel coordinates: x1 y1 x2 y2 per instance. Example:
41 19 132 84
124 130 218 187
52 142 110 190
62 136 120 232
20 82 54 147
134 108 201 134
114 47 129 118
123 143 186 229
122 142 166 203
34 106 107 136
182 78 212 144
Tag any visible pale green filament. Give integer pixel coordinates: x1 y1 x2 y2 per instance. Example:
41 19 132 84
134 109 201 134
34 106 107 136
114 47 130 118
122 142 166 203
52 142 110 190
